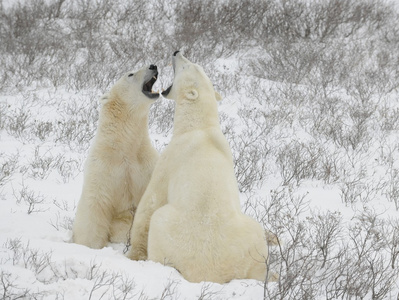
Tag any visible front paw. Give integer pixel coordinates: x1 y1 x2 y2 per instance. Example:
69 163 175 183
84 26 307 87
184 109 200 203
127 246 147 261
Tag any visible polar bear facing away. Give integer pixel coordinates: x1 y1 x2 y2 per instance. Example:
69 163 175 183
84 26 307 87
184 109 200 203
72 65 159 249
127 53 270 283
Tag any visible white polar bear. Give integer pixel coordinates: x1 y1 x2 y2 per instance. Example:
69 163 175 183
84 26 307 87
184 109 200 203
127 53 271 283
72 65 160 249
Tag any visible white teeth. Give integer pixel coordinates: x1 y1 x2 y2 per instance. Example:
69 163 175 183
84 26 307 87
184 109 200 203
153 76 157 80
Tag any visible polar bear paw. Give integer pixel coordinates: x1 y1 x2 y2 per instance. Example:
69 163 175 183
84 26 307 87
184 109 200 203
127 247 148 261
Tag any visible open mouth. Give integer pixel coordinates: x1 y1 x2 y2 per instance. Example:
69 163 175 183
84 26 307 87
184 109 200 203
161 84 172 97
142 72 159 99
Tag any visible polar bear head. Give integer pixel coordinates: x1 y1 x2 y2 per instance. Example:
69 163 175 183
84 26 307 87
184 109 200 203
103 65 159 107
162 52 222 103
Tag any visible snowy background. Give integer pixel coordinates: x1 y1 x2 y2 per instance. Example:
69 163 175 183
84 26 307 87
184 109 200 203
1 0 399 299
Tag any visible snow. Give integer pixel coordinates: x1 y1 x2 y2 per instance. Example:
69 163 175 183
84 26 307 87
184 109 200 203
1 0 399 298
1 79 398 298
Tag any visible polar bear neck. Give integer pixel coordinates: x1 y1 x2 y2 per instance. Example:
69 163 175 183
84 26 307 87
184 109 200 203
97 96 152 148
173 100 221 135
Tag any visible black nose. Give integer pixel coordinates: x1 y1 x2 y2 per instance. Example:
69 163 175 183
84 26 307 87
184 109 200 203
173 50 180 56
149 64 157 70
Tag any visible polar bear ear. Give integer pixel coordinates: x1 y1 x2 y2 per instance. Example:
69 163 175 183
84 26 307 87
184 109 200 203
186 89 199 100
215 91 222 101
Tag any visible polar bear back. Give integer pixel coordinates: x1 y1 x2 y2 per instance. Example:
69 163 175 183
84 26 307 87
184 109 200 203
164 128 241 211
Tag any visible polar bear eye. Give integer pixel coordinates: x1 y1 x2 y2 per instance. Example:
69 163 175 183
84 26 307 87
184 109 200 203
128 73 134 77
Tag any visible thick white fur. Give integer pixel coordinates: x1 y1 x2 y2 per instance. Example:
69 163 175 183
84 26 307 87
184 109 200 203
127 54 270 283
72 66 159 249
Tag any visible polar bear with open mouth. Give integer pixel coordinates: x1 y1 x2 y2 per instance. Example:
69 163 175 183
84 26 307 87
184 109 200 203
127 53 272 283
73 65 159 249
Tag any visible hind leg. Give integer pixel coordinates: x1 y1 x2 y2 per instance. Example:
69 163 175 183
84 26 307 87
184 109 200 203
147 205 179 266
126 181 167 261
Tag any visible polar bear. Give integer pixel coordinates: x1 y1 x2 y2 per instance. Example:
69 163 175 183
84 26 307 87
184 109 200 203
127 52 271 283
72 65 160 249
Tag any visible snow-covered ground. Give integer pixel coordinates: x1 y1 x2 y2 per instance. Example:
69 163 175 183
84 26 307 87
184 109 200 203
1 0 399 299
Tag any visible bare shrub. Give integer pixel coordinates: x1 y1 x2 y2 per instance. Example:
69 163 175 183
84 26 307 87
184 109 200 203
314 147 343 184
159 279 180 300
13 183 47 214
339 167 385 206
72 263 143 300
229 131 270 193
49 198 75 232
197 282 222 300
172 0 271 61
32 120 54 141
5 106 32 141
311 94 375 152
338 210 399 299
54 156 82 183
4 239 51 276
1 0 397 93
307 210 342 268
224 107 276 193
379 106 399 132
310 96 345 141
257 188 322 299
0 270 31 300
0 0 167 92
386 218 399 270
384 166 399 210
149 97 175 136
88 270 121 300
3 240 144 299
276 141 321 186
261 0 394 42
247 189 399 299
235 141 267 192
0 0 71 90
19 146 81 182
323 214 399 299
259 40 321 85
23 146 60 180
173 0 229 61
0 152 18 188
56 119 95 150
49 211 74 232
55 95 99 151
0 102 8 129
344 41 399 100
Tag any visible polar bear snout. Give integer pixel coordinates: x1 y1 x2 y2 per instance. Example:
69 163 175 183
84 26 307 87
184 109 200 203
172 51 190 69
161 52 189 98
